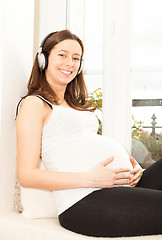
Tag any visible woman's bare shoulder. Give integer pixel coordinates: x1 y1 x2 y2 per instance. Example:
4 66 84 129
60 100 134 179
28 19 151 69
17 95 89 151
22 95 45 107
17 95 46 120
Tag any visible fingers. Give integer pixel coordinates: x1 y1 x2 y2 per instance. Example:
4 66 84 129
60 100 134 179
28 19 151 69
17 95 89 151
130 176 139 187
114 179 131 186
112 170 132 186
130 168 143 187
101 155 114 167
113 173 131 186
130 156 135 163
116 173 132 180
114 166 140 187
130 167 138 175
130 156 137 168
115 168 131 174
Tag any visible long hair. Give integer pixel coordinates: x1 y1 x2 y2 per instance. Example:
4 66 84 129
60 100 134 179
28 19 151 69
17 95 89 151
27 29 95 111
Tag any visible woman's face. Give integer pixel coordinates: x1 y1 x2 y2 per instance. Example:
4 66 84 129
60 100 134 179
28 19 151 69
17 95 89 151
46 39 82 87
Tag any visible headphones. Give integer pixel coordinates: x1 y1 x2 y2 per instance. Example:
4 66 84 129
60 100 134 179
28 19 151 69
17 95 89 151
37 32 56 72
37 32 83 75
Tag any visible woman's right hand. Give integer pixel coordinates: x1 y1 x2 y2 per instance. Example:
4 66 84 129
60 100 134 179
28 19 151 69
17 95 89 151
89 155 132 188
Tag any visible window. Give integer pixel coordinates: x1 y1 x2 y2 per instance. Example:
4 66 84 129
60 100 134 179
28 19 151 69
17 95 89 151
131 0 162 168
67 0 103 93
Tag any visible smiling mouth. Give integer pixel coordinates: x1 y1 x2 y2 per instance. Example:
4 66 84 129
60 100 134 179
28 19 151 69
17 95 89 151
59 69 73 75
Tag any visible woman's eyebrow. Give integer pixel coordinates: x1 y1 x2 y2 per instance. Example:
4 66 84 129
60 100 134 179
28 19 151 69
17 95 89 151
58 50 81 56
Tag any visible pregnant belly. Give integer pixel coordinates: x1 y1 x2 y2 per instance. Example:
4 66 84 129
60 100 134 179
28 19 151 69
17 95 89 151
45 134 133 172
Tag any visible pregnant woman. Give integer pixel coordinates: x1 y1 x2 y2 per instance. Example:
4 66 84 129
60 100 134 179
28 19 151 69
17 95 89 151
16 30 162 237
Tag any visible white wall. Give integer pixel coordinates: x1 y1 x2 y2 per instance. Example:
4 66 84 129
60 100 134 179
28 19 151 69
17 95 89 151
0 0 35 216
34 0 67 55
102 0 132 153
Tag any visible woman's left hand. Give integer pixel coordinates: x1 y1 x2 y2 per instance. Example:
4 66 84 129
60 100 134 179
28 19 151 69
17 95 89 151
129 157 143 187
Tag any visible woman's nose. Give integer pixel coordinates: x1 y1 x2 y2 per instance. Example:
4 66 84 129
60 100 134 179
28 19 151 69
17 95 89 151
65 57 73 66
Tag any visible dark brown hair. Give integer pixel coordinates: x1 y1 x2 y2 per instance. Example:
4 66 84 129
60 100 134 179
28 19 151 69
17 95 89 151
27 29 95 111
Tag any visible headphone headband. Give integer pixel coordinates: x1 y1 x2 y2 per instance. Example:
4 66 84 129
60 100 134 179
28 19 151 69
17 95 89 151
39 32 57 49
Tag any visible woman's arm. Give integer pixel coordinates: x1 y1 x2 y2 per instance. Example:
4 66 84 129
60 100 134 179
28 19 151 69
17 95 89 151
16 96 132 191
16 96 90 191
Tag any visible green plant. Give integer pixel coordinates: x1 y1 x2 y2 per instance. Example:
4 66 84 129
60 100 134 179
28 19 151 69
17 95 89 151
89 88 102 135
89 88 144 137
131 115 144 140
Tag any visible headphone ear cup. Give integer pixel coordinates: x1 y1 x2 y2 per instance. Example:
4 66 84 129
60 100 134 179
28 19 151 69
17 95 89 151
37 52 48 71
77 60 83 75
37 32 57 72
43 52 48 70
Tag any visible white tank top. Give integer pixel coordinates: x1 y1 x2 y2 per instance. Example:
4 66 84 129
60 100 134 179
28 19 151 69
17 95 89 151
40 96 133 215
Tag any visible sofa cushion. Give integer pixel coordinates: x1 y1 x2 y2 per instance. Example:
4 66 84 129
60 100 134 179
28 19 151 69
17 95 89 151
1 212 162 240
15 161 57 219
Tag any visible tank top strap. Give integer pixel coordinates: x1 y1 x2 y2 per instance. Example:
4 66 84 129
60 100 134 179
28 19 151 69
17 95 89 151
15 94 53 119
33 94 53 109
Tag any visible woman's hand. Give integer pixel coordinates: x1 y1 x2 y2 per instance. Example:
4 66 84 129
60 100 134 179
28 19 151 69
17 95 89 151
129 156 143 187
89 155 132 188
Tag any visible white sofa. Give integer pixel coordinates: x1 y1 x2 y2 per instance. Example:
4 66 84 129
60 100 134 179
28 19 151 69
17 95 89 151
1 211 162 240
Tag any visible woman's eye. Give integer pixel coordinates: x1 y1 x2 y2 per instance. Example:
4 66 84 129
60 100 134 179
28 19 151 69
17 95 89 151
59 54 65 57
73 57 80 61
